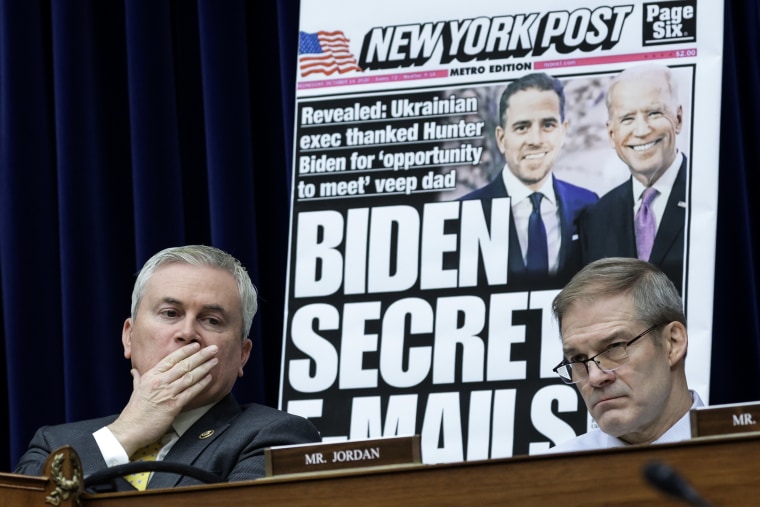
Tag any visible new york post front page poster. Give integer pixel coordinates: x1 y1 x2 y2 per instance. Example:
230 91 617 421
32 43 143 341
279 0 722 463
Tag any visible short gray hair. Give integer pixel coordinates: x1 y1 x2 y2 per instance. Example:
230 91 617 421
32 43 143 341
552 257 685 336
606 63 680 119
131 245 258 339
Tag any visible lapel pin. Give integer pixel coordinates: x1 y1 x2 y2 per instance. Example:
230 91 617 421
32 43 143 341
199 430 215 439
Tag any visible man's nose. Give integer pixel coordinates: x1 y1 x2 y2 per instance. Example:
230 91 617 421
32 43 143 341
174 319 202 344
632 114 653 136
586 360 615 387
526 124 543 144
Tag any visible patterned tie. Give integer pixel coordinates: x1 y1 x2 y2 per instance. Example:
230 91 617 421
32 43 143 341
124 440 163 490
526 192 548 272
635 187 659 261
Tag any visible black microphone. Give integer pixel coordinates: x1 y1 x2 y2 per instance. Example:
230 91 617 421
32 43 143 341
643 461 716 507
84 461 223 493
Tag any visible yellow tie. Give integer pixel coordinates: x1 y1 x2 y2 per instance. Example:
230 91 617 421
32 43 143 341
124 440 163 490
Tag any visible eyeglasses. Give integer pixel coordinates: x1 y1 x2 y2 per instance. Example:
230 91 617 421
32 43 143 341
552 323 665 384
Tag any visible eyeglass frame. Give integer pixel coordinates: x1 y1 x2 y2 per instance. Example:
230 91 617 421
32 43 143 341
552 322 666 384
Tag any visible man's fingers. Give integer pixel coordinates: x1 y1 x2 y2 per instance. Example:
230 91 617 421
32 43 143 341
155 344 218 379
178 369 215 398
168 345 218 383
154 343 202 372
142 344 219 397
178 357 218 389
128 344 219 416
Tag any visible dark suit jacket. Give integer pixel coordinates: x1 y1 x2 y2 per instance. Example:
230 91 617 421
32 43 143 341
13 394 321 490
460 173 599 290
577 155 687 292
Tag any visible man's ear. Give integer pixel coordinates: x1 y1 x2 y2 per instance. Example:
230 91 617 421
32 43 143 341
238 338 253 377
607 120 616 147
665 321 688 366
560 119 570 147
675 105 683 134
122 318 133 359
495 125 506 154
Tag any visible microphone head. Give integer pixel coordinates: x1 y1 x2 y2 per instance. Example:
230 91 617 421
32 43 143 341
643 461 711 507
644 461 686 497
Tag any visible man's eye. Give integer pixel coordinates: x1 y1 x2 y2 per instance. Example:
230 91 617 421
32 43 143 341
202 316 224 328
606 342 626 351
569 355 587 363
161 309 179 318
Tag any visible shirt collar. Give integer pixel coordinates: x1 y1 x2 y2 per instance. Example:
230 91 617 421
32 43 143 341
501 165 557 205
632 151 682 200
172 402 216 437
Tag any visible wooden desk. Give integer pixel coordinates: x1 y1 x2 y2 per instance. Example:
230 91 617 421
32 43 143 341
78 432 760 507
2 434 756 506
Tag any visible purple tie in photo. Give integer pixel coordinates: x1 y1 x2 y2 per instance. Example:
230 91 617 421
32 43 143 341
635 187 659 261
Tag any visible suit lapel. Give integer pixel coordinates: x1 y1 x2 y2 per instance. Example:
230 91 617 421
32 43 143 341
148 395 239 489
612 180 637 256
650 157 687 263
554 180 573 267
493 179 526 272
470 176 526 272
507 212 525 272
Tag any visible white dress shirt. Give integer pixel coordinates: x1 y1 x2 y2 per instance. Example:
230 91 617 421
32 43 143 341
544 390 704 453
501 167 561 273
631 151 683 231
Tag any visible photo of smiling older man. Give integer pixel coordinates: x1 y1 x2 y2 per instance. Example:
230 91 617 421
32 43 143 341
577 63 688 294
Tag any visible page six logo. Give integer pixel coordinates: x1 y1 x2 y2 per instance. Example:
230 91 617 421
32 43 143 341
643 1 697 45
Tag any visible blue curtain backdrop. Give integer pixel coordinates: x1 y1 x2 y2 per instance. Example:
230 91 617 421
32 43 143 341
0 0 757 471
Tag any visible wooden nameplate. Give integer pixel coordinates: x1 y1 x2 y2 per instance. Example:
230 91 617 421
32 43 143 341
264 435 421 477
691 401 760 437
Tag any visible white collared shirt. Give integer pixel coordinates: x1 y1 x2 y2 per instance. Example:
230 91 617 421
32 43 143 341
543 390 704 454
631 151 684 231
501 167 561 273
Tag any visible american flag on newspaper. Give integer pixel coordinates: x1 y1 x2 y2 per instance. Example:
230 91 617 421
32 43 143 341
298 30 363 77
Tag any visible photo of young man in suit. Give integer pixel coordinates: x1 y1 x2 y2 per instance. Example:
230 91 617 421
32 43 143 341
460 72 598 289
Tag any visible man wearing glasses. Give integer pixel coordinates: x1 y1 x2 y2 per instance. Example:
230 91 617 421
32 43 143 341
546 256 702 452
